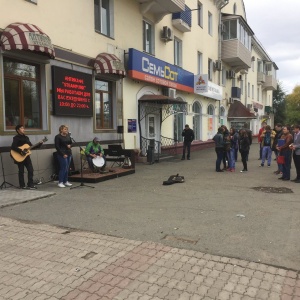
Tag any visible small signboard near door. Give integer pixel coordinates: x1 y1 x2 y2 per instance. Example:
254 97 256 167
128 119 137 133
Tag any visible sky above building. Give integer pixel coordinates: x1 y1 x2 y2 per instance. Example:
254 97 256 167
243 0 300 94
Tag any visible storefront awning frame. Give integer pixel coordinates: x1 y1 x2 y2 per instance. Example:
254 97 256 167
0 22 55 58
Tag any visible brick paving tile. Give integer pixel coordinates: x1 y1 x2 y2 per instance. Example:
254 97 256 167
255 288 269 300
1 217 300 300
230 292 243 300
217 290 231 300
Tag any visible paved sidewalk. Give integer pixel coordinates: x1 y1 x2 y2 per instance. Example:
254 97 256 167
0 189 55 208
0 217 299 300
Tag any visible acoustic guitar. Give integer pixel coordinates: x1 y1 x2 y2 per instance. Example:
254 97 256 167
10 137 48 163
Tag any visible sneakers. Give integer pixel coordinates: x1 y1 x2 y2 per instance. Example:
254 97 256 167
28 185 37 190
64 181 72 187
259 164 264 167
240 169 248 173
58 183 66 188
230 168 235 172
267 165 271 167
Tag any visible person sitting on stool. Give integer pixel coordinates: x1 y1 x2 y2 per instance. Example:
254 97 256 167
85 137 106 172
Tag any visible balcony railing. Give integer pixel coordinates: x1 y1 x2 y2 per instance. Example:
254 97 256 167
172 5 191 32
138 0 185 22
257 72 266 83
263 75 277 91
221 40 251 71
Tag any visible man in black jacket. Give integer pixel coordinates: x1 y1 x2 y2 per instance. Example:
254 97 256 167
181 124 195 160
11 125 42 189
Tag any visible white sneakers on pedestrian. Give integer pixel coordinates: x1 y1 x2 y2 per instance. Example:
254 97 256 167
64 181 72 187
58 183 66 188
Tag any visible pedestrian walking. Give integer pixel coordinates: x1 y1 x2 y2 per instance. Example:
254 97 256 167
239 129 250 173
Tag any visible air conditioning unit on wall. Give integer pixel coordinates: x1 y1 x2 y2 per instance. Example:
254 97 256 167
227 70 235 79
162 87 176 98
228 97 234 104
161 26 173 42
214 60 222 71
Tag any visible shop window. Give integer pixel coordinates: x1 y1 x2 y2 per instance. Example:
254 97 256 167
94 0 114 37
143 20 154 55
95 79 113 129
3 57 42 130
192 101 202 140
220 106 225 125
174 112 184 142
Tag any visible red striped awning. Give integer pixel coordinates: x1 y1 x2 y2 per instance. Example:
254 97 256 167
0 22 55 58
94 53 126 78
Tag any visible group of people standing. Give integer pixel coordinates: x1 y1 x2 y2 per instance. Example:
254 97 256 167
213 122 300 182
213 124 252 173
258 122 300 182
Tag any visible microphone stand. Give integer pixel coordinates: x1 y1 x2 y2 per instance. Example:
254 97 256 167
69 135 94 190
0 152 16 189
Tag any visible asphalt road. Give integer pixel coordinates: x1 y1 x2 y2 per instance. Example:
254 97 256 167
1 144 299 271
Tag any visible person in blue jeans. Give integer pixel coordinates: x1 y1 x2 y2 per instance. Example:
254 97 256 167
228 127 238 172
276 126 293 180
54 125 73 188
260 125 276 167
213 127 225 172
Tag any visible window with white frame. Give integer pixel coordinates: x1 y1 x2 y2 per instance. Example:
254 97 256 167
208 58 213 80
222 69 227 86
223 19 251 51
233 3 237 14
197 52 203 74
240 78 243 95
248 82 250 97
198 2 203 28
208 12 213 35
3 56 46 130
94 0 114 37
143 20 154 54
174 37 182 67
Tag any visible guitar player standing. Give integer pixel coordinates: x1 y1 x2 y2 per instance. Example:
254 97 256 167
11 124 43 190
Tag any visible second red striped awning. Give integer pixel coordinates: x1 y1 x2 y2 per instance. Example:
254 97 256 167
94 52 126 78
0 22 55 58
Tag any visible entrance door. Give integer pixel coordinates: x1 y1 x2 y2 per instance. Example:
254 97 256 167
146 114 160 152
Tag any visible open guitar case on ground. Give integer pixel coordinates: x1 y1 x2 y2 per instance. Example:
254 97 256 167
163 174 185 185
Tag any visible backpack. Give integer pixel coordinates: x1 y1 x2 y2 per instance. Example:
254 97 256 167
264 132 271 146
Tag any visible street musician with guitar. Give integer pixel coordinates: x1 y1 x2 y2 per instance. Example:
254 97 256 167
11 125 45 190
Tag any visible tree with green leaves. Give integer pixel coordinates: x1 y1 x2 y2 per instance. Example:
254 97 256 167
273 81 286 125
285 85 300 125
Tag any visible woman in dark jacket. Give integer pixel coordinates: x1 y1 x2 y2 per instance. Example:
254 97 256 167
239 129 250 173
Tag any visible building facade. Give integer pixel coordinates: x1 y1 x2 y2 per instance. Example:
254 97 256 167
0 0 277 185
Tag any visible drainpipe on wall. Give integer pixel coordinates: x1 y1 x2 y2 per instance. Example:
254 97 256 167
217 1 229 125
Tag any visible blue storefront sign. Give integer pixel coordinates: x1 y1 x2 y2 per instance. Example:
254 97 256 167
127 48 194 93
